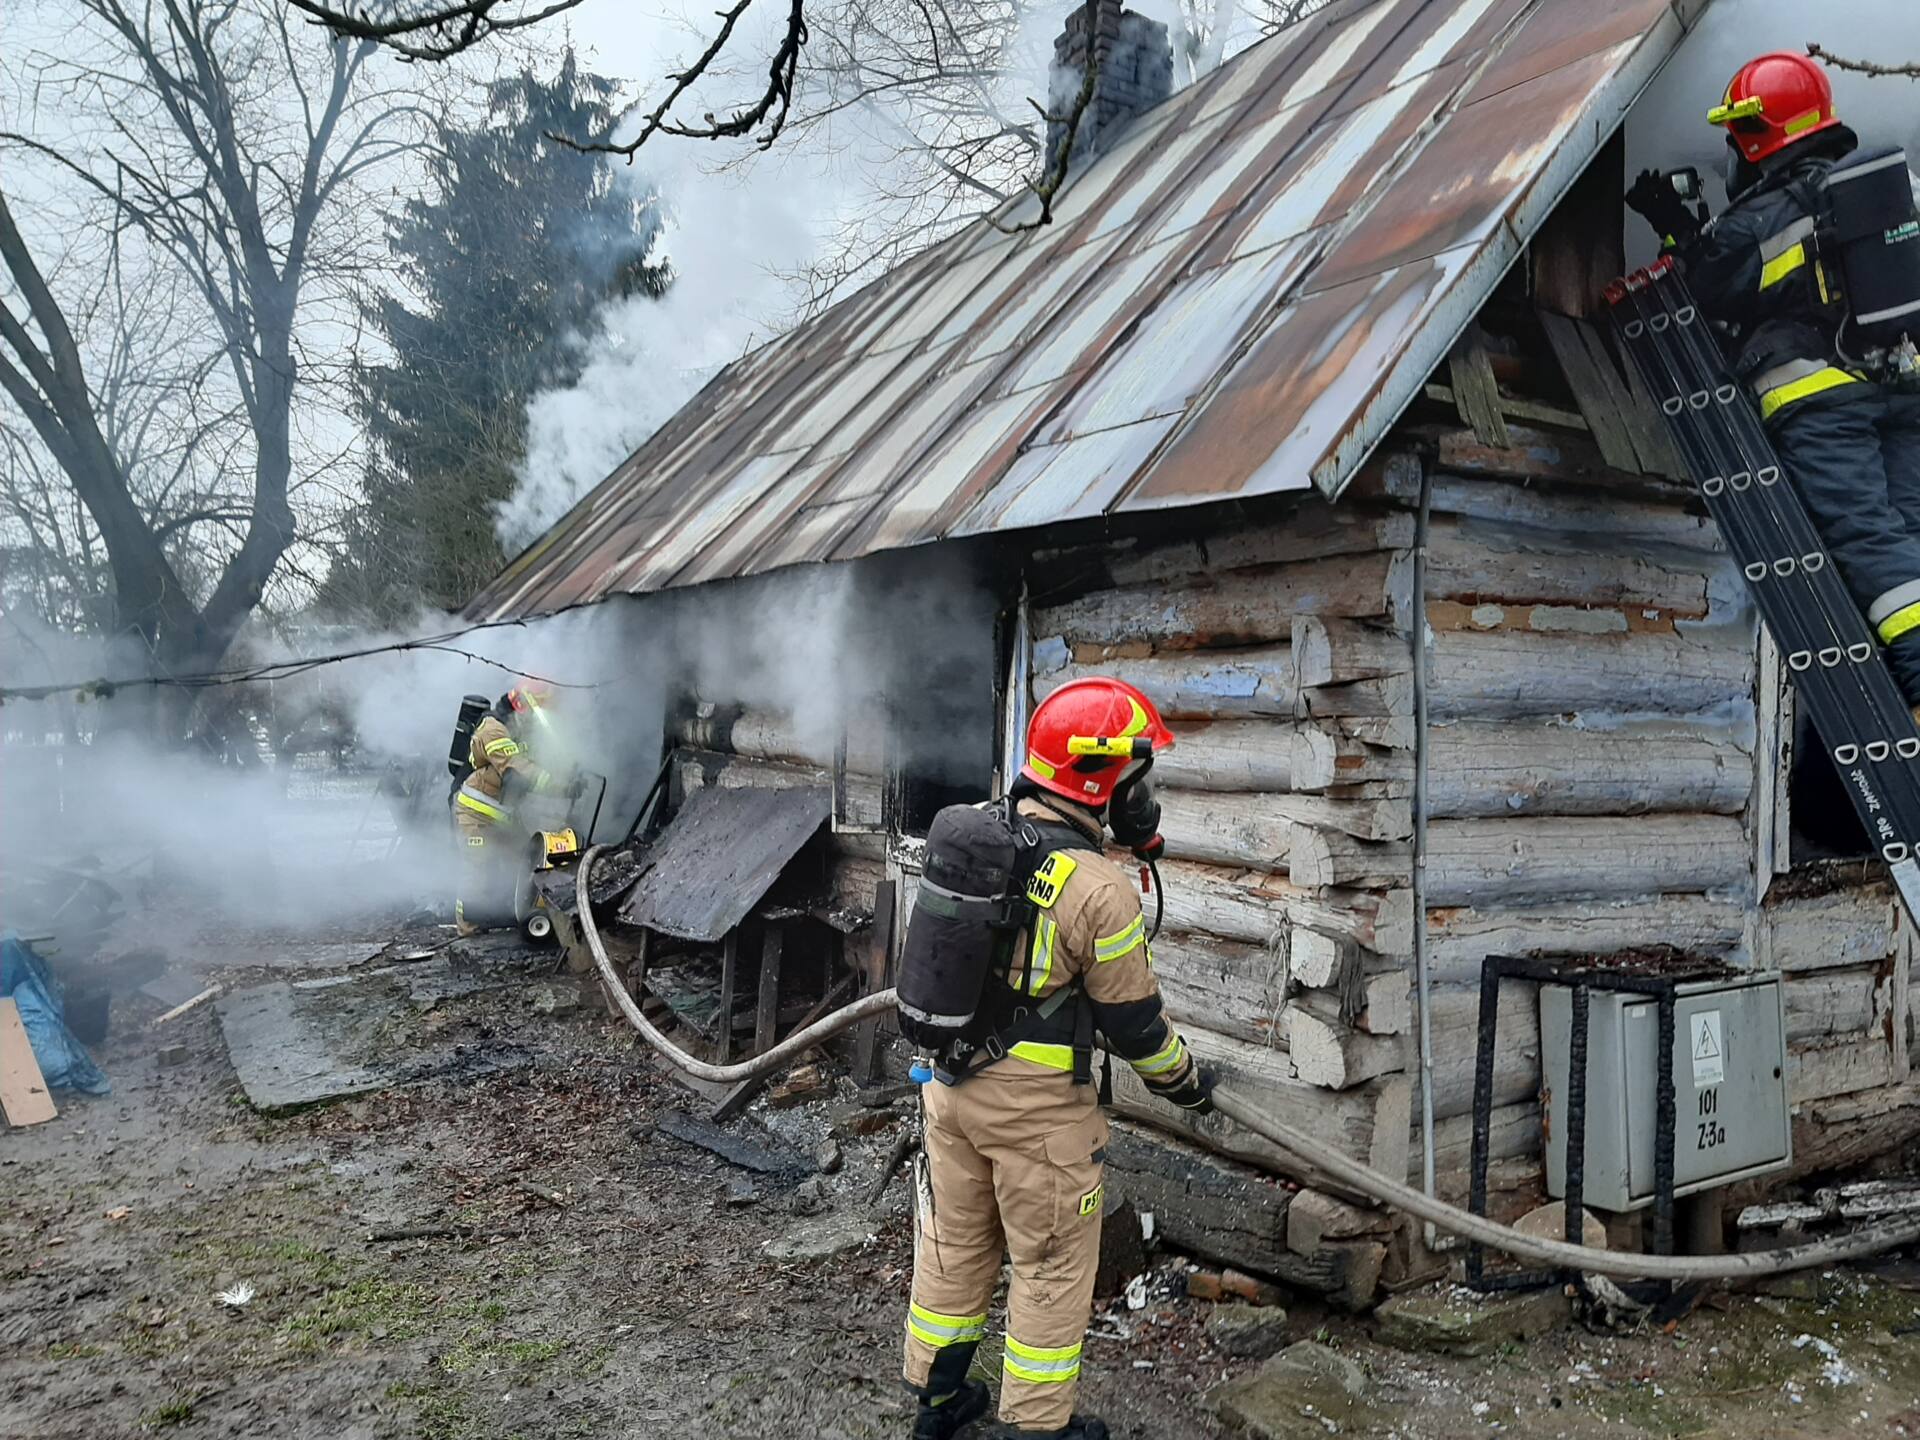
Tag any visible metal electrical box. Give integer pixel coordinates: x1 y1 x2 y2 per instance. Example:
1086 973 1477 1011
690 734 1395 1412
1542 974 1791 1212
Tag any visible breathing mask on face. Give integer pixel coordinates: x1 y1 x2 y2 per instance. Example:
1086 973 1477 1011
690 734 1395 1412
1107 759 1163 859
1722 137 1759 199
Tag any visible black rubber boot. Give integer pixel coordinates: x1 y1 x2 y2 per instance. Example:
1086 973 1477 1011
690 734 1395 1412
988 1419 1110 1440
911 1378 991 1440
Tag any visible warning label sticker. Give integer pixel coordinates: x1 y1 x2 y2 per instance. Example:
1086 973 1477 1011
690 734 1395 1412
1691 1010 1725 1087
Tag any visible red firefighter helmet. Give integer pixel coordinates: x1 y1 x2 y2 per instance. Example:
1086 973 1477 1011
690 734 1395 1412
1709 52 1842 164
1021 677 1175 808
504 679 552 713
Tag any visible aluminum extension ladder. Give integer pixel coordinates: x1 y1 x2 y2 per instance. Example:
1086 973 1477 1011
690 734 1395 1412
1608 260 1920 926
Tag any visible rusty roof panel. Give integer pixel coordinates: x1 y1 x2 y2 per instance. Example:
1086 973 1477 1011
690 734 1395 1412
467 0 1703 624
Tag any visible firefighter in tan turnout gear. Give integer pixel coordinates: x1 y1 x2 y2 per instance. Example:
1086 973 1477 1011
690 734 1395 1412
452 682 559 935
895 678 1216 1440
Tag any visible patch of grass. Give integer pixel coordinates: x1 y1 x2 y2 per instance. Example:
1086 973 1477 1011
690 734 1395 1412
46 1340 103 1360
140 1397 194 1428
283 1276 434 1353
439 1328 567 1375
387 1381 483 1440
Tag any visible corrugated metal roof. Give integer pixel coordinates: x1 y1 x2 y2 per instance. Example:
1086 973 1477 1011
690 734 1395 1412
470 0 1705 623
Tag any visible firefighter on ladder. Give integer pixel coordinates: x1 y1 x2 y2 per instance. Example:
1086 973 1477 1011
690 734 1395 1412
1627 51 1920 716
902 678 1216 1440
452 681 562 935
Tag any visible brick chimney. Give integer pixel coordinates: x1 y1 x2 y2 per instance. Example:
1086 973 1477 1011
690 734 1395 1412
1046 1 1174 171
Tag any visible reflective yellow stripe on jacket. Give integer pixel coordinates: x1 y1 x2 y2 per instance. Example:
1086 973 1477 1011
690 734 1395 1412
1753 359 1863 421
1131 1033 1188 1077
1093 915 1145 964
483 736 520 758
1008 1041 1075 1072
1758 216 1817 291
1025 916 1057 996
1871 580 1920 645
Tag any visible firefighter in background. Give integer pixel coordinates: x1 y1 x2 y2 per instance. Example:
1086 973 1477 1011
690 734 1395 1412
1627 51 1920 713
453 681 559 936
901 678 1216 1440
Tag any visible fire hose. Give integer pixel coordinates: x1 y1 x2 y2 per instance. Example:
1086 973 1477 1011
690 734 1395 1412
576 845 1920 1281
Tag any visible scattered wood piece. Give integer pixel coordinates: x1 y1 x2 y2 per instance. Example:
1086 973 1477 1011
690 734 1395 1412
866 1129 917 1208
1447 325 1511 449
1186 1267 1286 1307
0 997 58 1127
151 985 223 1028
513 1180 569 1210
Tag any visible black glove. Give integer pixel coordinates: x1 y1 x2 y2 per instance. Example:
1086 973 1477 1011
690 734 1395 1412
563 775 589 801
1625 169 1700 245
1149 1061 1216 1116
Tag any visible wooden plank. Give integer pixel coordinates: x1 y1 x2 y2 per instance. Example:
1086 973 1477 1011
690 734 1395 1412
852 879 898 1083
1447 325 1511 448
0 998 57 1127
1530 129 1625 319
1423 815 1751 907
1538 310 1644 474
1360 467 1719 554
1614 324 1690 478
1037 647 1296 720
1423 382 1588 433
754 926 783 1056
1033 551 1406 653
716 931 739 1065
1291 721 1752 817
1427 985 1541 1120
1427 627 1753 720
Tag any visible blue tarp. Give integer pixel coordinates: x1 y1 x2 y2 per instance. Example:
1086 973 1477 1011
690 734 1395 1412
1 932 109 1095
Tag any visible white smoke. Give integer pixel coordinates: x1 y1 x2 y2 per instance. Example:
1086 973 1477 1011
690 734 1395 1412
1625 0 1920 263
498 1 1252 551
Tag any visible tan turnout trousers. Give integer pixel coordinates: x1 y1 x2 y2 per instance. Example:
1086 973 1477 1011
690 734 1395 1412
904 1061 1108 1432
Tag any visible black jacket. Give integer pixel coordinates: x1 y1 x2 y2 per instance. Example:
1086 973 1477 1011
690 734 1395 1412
1678 130 1858 382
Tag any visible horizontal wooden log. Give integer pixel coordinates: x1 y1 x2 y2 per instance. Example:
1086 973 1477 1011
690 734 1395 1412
1425 520 1711 618
1768 887 1898 973
1159 791 1411 874
1726 1080 1920 1204
1428 984 1542 1120
1293 722 1751 819
1785 965 1881 1044
670 706 884 776
1362 467 1721 555
1036 647 1296 720
1418 1103 1544 1187
1790 1035 1896 1105
1292 616 1411 689
1424 815 1751 907
1287 997 1405 1089
1158 860 1414 955
1427 628 1753 720
1422 893 1748 987
1153 719 1296 792
1103 1122 1296 1277
1033 552 1407 653
1287 826 1411 889
1100 506 1418 587
1154 930 1287 1046
1109 1024 1412 1186
1299 673 1413 719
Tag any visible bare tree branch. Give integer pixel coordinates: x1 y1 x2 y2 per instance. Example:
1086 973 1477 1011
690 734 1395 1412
1807 43 1920 80
287 0 587 61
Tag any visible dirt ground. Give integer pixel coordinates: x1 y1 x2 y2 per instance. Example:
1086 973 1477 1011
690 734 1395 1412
6 906 1920 1440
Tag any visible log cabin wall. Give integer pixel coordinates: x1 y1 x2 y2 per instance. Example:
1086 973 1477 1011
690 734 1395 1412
1024 427 1919 1265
